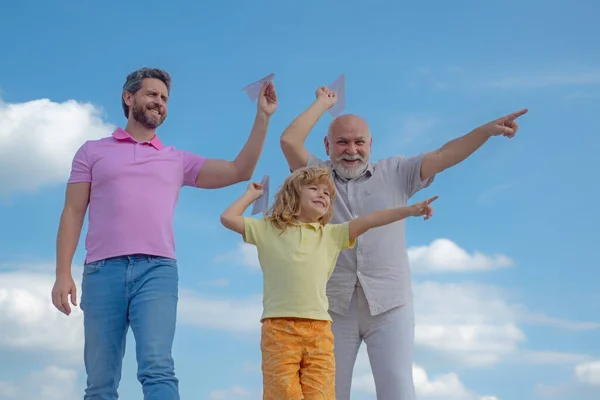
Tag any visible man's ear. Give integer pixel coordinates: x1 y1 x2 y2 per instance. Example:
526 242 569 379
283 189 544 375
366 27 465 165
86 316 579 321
123 91 133 108
324 136 330 156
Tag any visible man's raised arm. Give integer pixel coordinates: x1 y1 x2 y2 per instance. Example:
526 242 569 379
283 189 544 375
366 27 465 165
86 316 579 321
420 108 528 181
195 82 278 189
280 87 336 171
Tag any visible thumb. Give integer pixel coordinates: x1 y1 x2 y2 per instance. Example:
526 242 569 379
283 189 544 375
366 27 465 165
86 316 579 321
71 284 77 306
495 125 514 136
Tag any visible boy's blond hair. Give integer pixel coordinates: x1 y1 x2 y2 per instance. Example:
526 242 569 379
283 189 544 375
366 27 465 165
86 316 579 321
267 166 336 231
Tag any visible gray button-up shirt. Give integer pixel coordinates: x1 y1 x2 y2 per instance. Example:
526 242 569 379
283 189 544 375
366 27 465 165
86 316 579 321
307 152 435 316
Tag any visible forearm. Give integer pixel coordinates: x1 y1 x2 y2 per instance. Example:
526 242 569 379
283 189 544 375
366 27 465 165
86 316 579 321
362 207 413 229
436 127 492 170
55 208 86 277
220 191 257 234
350 207 413 240
232 112 271 180
222 192 256 218
280 100 329 147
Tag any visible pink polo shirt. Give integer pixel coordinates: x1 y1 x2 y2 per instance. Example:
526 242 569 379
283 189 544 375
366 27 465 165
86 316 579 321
68 128 206 263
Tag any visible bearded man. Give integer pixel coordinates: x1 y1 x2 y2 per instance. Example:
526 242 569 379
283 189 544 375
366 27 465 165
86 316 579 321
280 85 526 400
51 67 277 399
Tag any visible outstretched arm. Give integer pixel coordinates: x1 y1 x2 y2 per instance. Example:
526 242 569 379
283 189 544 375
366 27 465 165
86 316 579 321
420 109 528 181
196 83 278 189
280 87 337 171
348 196 438 242
220 182 264 235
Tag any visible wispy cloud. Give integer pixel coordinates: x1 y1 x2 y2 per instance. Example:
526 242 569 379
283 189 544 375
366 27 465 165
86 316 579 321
478 183 516 204
482 70 600 89
199 278 230 287
566 91 600 101
213 243 260 271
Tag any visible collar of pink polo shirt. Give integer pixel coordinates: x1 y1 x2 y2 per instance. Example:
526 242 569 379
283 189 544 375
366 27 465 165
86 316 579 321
112 128 164 150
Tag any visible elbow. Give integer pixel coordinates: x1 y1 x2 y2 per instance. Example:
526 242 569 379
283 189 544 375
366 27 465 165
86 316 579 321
220 214 232 229
236 169 253 183
279 135 296 152
231 161 253 183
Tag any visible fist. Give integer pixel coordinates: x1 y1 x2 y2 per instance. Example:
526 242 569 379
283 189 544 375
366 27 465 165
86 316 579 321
246 182 264 200
51 274 77 316
315 86 337 109
258 82 277 116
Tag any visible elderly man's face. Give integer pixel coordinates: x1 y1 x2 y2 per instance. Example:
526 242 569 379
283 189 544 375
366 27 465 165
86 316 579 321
324 115 372 179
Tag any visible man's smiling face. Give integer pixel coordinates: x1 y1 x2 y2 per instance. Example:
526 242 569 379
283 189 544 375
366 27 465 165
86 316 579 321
325 114 373 180
128 78 169 129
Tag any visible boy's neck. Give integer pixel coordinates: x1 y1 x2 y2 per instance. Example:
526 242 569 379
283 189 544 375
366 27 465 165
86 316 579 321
296 213 319 224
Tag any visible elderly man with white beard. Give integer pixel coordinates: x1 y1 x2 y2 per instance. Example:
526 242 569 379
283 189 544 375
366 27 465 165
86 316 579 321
279 85 527 400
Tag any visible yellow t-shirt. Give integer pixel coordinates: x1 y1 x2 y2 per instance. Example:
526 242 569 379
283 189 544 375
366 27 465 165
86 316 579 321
243 217 355 321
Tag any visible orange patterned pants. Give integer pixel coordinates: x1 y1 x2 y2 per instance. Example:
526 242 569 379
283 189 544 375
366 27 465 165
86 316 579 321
261 317 335 399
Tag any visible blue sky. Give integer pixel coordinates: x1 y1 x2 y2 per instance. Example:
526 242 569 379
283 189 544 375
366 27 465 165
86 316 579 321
1 0 599 399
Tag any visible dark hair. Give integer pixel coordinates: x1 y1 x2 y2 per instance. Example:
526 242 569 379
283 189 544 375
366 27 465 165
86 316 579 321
121 67 171 118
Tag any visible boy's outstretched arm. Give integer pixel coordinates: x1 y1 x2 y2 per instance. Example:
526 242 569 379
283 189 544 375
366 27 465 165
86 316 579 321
220 182 264 235
348 196 438 242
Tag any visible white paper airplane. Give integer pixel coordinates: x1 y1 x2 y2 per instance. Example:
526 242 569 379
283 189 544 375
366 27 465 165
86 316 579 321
328 73 346 117
241 73 275 102
251 175 270 215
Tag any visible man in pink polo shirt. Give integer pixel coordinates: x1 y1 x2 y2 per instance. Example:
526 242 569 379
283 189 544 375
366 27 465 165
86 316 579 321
50 67 278 400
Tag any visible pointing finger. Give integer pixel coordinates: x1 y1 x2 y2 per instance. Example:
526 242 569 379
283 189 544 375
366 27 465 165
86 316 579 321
426 195 439 204
504 108 528 121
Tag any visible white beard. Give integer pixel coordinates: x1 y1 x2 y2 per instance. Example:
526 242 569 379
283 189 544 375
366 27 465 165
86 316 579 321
333 160 368 179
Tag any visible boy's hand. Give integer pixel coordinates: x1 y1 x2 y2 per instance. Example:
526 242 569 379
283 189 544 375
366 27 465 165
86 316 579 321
409 195 438 220
246 182 264 201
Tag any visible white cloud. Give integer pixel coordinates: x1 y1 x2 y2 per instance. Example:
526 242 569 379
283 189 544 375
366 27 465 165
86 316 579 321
576 361 600 386
413 281 597 367
351 345 496 400
0 98 114 196
414 281 523 366
0 366 80 400
409 239 514 274
0 271 84 363
219 238 514 274
534 360 600 399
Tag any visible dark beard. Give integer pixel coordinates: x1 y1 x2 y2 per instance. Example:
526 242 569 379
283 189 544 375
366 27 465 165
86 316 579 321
132 103 166 129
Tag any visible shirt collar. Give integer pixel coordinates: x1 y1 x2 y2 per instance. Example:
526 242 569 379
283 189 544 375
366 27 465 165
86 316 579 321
112 128 164 150
292 221 324 230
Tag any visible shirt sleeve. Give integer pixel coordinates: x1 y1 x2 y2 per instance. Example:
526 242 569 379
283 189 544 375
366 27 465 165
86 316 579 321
67 141 92 183
179 150 207 187
393 153 435 199
243 217 268 246
326 222 356 251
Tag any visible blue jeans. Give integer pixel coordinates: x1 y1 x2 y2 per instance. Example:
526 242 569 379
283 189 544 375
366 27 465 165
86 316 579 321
80 254 179 400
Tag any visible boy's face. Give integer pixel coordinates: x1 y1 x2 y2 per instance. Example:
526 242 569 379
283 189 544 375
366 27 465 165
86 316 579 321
299 182 331 222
